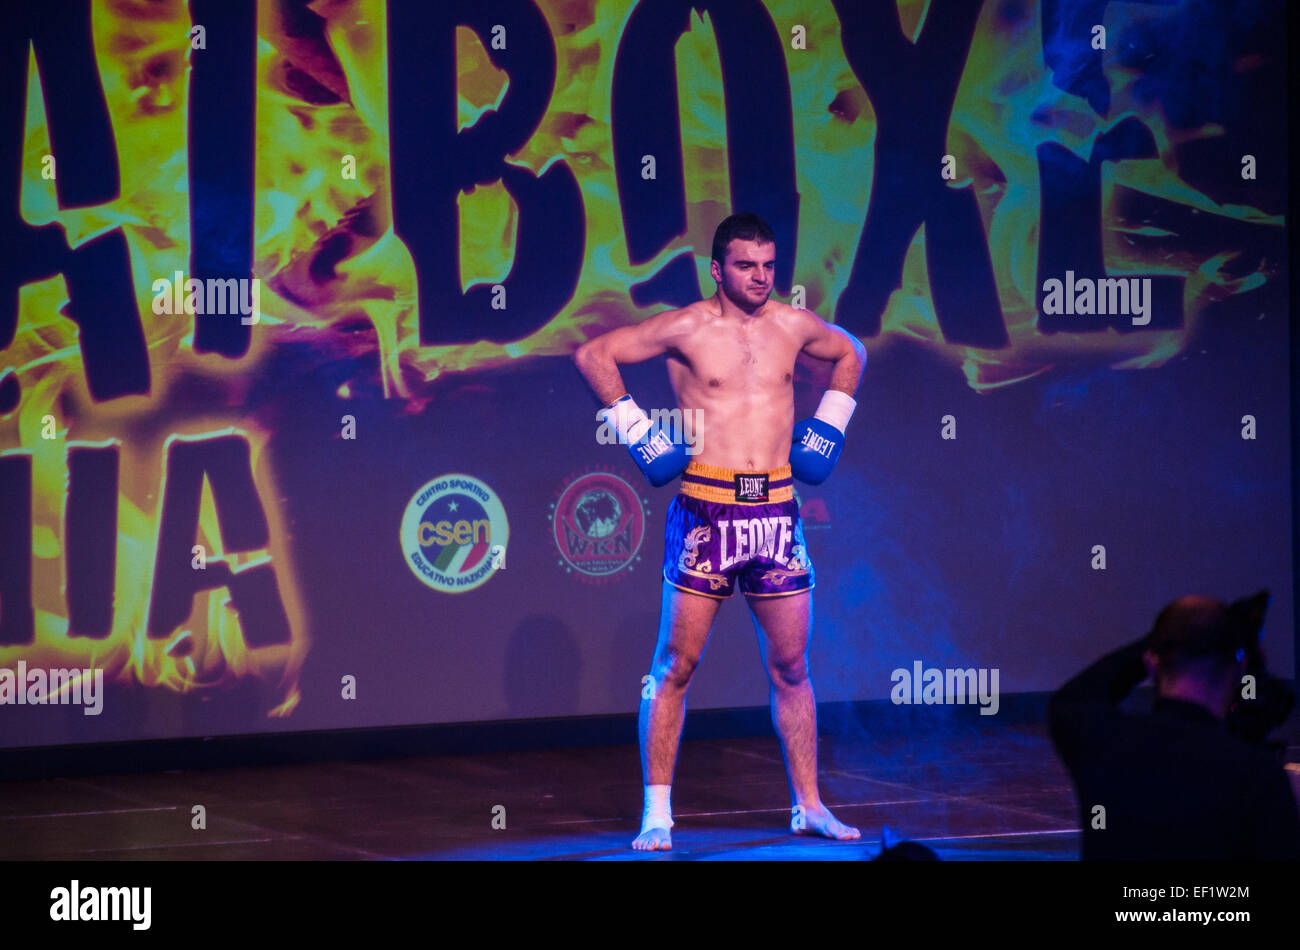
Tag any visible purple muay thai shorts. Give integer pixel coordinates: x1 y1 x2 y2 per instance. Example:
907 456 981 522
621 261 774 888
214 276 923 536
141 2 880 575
662 462 814 599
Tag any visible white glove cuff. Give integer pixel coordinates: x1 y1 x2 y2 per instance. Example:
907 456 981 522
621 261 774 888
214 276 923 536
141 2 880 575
813 390 856 433
600 394 652 443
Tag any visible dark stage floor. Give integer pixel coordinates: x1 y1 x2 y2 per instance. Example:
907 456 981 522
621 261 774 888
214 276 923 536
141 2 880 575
4 713 1299 861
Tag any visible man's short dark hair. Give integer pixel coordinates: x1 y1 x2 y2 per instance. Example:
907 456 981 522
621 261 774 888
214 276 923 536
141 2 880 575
712 213 775 265
1147 592 1267 675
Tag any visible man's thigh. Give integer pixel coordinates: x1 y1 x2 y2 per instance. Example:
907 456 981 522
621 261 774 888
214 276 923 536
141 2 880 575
653 579 724 666
745 590 812 672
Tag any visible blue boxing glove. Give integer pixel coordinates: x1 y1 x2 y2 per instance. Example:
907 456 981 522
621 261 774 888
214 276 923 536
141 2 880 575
600 394 689 487
790 390 856 485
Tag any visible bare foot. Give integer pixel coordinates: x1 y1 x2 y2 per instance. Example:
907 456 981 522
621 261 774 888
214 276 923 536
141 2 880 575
632 826 672 851
792 803 860 840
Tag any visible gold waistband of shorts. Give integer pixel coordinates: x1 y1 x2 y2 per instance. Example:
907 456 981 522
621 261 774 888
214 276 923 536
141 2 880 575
680 461 794 505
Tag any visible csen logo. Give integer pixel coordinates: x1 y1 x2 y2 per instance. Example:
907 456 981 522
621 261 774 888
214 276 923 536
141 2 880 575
50 880 151 930
401 474 509 593
419 518 489 547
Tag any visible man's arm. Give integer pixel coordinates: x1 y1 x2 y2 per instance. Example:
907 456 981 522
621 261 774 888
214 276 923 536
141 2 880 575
798 309 866 395
1046 636 1149 765
573 308 693 405
787 310 866 485
1050 637 1149 709
573 308 695 487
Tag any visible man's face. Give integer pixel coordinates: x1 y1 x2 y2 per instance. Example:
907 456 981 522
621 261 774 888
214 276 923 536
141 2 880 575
711 238 775 311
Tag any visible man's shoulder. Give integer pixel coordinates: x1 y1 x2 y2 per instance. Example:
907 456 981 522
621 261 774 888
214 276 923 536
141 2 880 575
764 299 814 321
652 300 712 333
1054 703 1233 761
621 303 708 348
766 301 824 338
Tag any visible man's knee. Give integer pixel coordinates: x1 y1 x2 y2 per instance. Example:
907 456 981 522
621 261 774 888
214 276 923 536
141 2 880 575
768 655 809 689
654 648 700 690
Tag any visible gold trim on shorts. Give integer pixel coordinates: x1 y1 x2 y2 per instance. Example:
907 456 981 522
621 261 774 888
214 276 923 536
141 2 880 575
679 461 794 505
742 584 816 598
663 578 730 600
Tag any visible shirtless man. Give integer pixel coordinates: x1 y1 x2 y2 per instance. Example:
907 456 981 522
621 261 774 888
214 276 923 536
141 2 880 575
573 213 866 851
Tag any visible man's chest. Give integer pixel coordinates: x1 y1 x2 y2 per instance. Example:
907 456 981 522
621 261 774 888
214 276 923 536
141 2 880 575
673 324 800 391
